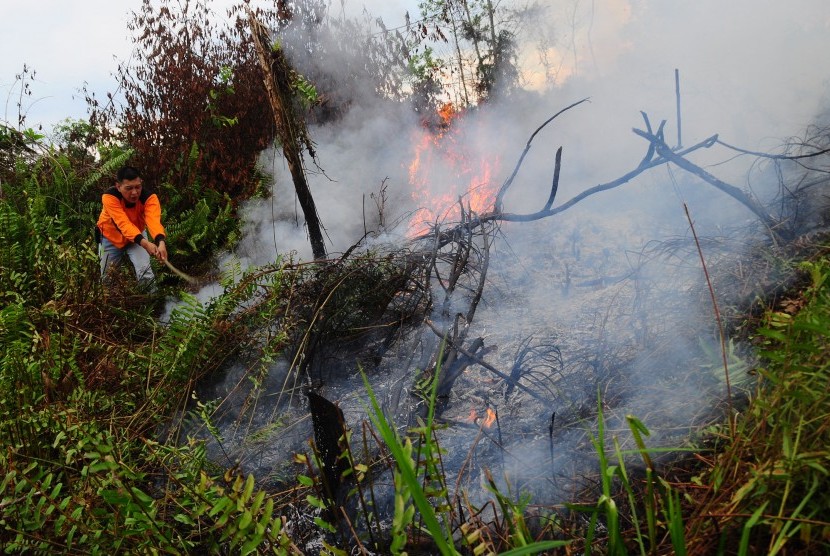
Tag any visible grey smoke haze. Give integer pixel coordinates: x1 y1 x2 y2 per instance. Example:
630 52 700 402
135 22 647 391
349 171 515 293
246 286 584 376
186 0 830 500
227 0 829 264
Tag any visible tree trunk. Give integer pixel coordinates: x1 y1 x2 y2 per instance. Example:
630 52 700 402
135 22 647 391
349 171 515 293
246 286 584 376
248 10 327 260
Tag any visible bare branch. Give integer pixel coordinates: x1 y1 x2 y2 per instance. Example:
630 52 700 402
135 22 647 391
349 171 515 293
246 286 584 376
494 97 590 212
543 146 562 211
715 139 830 160
633 128 783 236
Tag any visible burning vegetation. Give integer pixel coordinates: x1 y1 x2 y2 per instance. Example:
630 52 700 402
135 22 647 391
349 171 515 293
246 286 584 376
3 0 830 554
171 91 830 554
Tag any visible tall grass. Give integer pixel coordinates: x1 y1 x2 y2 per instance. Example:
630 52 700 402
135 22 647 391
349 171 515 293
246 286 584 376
678 259 830 555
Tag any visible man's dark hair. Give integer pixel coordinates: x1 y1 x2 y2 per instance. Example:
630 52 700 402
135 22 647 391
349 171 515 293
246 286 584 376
116 165 142 182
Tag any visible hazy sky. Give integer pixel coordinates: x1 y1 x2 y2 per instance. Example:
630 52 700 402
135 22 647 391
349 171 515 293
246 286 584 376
0 0 416 132
2 0 829 145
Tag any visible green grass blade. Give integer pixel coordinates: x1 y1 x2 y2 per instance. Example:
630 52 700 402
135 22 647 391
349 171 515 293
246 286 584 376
497 539 572 555
360 368 458 555
738 502 768 556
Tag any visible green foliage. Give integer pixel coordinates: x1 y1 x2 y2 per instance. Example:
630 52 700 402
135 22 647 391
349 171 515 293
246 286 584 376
407 46 442 82
566 397 694 556
415 0 521 104
292 73 319 108
1 408 296 554
208 66 240 128
698 335 754 389
686 258 830 553
158 141 240 274
362 363 459 555
0 134 297 552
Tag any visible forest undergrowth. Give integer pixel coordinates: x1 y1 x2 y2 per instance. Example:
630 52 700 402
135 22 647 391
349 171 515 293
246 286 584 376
1 123 829 554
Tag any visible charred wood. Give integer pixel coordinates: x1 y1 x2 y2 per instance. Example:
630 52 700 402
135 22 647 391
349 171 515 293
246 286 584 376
307 390 349 503
632 127 785 239
424 319 548 403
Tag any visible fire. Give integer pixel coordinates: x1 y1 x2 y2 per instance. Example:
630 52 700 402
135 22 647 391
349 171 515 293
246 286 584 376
466 407 497 428
437 102 457 124
482 408 496 428
407 103 501 235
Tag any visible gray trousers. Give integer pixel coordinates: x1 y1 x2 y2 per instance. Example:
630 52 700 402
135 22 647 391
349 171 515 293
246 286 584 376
99 234 155 285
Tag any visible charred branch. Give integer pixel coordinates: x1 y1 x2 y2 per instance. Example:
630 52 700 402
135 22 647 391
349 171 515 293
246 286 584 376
715 139 830 161
418 106 793 252
544 146 563 212
505 336 563 400
632 127 784 238
418 210 494 413
494 97 590 212
248 9 327 259
424 319 549 404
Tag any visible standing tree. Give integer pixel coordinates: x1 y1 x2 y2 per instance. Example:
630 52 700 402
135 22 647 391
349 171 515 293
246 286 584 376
413 0 521 106
247 8 327 260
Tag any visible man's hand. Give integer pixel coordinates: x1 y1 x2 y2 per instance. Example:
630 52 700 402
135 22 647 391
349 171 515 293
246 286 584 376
156 240 168 262
141 237 165 261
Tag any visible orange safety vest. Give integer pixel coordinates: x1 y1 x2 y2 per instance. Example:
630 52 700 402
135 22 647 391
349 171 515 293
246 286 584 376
96 187 166 249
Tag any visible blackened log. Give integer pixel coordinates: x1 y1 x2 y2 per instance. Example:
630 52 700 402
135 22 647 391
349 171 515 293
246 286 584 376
307 390 348 502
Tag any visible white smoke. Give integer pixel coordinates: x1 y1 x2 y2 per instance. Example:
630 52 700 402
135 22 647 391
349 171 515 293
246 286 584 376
231 0 829 263
197 0 830 494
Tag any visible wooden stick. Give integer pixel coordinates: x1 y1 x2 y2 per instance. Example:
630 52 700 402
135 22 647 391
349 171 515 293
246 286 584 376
675 68 683 149
163 259 197 284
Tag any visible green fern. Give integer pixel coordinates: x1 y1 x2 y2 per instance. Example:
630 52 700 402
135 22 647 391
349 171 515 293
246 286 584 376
82 148 134 191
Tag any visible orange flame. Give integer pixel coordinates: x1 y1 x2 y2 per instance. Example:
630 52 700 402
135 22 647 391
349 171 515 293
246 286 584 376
437 102 457 127
465 407 497 428
482 408 496 428
406 103 500 236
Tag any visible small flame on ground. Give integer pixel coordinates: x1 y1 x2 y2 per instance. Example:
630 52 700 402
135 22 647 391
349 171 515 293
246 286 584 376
482 408 496 428
466 407 497 429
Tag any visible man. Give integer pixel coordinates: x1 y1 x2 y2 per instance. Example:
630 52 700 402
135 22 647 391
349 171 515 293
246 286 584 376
96 165 167 286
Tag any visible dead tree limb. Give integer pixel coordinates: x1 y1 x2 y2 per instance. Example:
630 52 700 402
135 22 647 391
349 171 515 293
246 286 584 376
494 97 590 212
248 9 327 260
715 139 830 160
415 209 495 415
544 147 563 212
415 105 792 251
632 127 784 237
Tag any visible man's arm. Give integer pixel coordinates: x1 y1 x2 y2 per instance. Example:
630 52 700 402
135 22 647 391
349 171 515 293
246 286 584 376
143 194 167 261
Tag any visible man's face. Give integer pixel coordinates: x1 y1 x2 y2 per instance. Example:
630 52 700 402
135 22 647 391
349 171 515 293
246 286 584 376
117 177 142 204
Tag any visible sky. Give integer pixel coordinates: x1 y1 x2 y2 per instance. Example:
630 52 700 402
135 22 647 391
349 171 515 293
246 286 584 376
2 0 828 143
0 0 416 132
